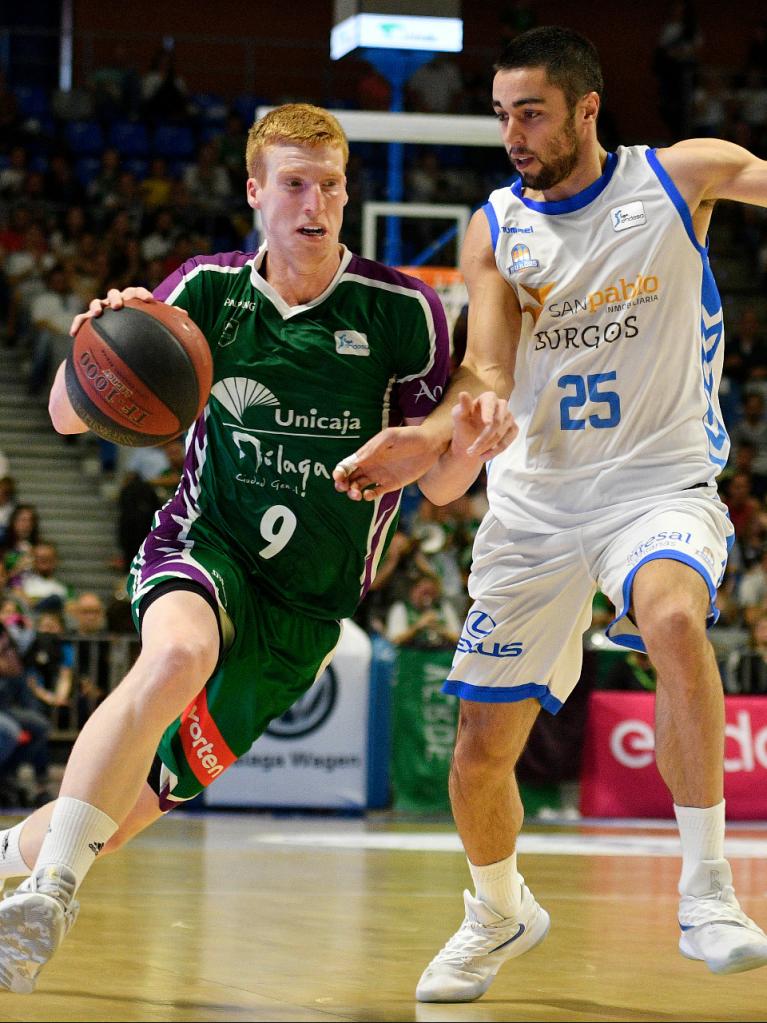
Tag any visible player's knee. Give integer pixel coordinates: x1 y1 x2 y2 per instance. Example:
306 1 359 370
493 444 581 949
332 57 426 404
138 634 218 688
120 637 218 718
452 718 518 784
639 591 707 650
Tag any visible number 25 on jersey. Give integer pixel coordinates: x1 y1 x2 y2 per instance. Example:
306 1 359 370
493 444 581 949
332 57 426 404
558 371 621 431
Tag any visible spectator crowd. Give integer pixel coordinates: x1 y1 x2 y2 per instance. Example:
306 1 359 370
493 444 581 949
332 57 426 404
0 11 767 807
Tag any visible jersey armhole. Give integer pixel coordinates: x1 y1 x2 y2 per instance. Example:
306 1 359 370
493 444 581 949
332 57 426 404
482 201 500 252
645 148 707 256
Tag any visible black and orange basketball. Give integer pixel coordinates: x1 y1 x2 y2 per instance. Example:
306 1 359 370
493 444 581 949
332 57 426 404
64 298 213 447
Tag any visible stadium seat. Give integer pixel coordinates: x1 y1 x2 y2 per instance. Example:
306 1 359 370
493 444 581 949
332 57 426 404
191 92 228 124
74 156 101 187
28 154 49 174
232 94 265 124
125 158 149 180
199 123 225 144
12 84 50 120
65 120 105 156
109 121 150 157
152 123 196 160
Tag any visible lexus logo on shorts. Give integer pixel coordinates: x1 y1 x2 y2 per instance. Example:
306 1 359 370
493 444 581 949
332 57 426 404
465 610 497 640
266 665 337 739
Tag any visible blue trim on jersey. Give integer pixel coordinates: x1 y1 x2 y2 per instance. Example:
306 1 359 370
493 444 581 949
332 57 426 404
607 632 649 653
510 151 618 214
605 548 720 653
442 679 564 715
700 262 729 470
483 200 500 250
646 149 729 473
645 149 707 255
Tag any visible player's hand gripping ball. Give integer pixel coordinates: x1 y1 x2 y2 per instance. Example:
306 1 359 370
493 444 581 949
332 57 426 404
65 299 213 447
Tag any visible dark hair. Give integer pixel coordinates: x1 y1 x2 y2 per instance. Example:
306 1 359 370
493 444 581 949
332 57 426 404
494 26 604 110
7 503 40 546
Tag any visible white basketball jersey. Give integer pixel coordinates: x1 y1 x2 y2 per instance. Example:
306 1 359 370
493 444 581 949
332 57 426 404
483 144 728 531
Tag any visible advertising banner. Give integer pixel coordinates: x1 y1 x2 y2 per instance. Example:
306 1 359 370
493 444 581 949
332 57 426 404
203 618 372 809
580 691 767 819
391 646 457 813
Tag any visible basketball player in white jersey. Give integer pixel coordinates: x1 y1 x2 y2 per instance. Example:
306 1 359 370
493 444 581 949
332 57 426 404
334 24 767 1002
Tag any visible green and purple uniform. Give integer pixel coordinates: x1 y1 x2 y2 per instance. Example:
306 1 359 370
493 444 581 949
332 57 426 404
128 244 449 803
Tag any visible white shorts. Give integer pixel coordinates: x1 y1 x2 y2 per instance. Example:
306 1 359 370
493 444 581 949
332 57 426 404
443 488 733 714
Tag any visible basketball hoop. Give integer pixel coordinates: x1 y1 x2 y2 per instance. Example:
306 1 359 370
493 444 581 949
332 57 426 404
398 265 467 337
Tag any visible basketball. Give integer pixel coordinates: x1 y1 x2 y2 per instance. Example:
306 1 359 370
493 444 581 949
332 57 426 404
64 299 213 447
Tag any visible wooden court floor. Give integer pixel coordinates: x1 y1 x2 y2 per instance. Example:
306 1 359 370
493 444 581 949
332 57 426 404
0 811 764 1022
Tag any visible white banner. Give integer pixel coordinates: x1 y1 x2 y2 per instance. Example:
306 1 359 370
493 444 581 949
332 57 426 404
203 618 372 809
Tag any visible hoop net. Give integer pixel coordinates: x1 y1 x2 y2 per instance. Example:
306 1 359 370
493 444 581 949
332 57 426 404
398 266 467 338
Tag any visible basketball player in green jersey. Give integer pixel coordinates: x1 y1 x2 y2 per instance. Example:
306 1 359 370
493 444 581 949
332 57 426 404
0 103 515 994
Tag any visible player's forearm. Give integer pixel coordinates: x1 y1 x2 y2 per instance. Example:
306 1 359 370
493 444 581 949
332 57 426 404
418 362 513 504
49 360 88 435
418 361 510 453
448 358 510 402
418 445 486 506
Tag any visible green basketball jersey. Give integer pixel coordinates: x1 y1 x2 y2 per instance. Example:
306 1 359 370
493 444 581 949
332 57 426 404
135 245 450 621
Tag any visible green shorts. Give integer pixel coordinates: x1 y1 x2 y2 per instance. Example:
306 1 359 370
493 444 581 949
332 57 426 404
128 540 341 803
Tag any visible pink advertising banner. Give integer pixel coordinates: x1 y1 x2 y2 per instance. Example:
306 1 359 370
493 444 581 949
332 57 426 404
580 691 767 819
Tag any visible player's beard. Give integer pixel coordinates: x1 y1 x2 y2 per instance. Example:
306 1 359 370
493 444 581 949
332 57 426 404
513 110 580 192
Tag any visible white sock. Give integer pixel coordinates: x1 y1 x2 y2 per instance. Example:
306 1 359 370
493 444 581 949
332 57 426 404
674 800 727 895
0 821 32 878
31 797 118 892
468 852 521 918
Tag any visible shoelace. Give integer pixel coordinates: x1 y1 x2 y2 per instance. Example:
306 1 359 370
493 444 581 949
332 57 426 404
7 868 77 913
431 916 512 967
3 871 81 939
681 885 759 930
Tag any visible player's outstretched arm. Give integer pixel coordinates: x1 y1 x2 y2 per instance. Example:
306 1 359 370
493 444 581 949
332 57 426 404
657 137 767 211
333 421 449 502
49 286 156 435
333 211 520 502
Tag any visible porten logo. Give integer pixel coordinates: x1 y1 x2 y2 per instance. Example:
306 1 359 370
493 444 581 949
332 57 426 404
179 694 236 784
610 712 767 771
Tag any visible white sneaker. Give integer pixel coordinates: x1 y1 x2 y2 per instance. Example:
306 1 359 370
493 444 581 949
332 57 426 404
0 865 79 993
416 881 550 1002
679 860 767 975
